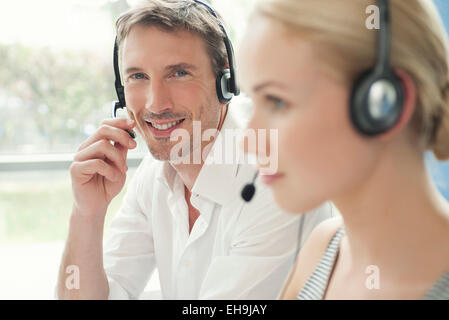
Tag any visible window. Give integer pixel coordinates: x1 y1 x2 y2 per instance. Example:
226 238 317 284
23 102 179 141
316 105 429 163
0 0 256 299
0 0 447 299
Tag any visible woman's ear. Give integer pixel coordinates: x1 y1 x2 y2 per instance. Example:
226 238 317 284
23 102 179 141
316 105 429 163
378 68 417 141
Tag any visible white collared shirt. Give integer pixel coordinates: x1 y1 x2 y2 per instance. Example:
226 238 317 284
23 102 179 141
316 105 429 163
103 106 334 299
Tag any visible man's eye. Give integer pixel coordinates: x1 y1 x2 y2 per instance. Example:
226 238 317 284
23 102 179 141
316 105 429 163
130 73 147 80
174 70 188 77
266 95 288 111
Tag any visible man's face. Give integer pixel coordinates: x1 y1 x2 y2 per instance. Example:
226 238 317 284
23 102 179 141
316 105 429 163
122 25 222 161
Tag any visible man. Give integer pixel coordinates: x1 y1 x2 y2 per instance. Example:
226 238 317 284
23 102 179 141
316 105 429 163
57 0 333 299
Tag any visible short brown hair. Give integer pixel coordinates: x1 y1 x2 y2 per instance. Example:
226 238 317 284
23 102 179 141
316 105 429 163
116 0 228 77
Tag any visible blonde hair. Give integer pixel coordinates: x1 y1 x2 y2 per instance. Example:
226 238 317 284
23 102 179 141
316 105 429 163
256 0 449 160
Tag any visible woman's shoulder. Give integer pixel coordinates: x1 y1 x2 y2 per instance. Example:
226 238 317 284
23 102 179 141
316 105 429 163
279 216 344 299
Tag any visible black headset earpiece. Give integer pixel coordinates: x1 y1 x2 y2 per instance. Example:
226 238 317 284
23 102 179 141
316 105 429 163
350 0 404 136
112 38 136 139
193 0 240 103
113 38 126 118
216 69 233 103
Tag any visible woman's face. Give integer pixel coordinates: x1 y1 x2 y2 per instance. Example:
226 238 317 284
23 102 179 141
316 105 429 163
239 14 382 213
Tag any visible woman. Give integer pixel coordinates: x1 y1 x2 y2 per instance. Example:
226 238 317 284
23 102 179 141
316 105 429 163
239 0 449 299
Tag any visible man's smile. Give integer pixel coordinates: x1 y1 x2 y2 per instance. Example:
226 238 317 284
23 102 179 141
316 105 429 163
145 118 186 137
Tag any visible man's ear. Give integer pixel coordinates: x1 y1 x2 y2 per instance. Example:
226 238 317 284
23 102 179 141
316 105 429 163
378 68 417 141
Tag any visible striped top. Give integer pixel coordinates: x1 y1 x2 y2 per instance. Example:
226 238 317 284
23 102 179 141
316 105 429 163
297 227 449 300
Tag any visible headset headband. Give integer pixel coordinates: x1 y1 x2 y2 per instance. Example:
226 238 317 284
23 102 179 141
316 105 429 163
192 0 239 95
375 0 391 75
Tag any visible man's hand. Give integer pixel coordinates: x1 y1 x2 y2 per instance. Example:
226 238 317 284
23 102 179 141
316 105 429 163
70 118 137 218
58 118 137 300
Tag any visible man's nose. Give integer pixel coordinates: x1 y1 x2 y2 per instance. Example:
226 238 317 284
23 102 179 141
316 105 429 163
145 78 173 114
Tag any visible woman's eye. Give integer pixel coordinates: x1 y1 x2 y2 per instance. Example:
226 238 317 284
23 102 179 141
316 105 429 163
266 95 288 111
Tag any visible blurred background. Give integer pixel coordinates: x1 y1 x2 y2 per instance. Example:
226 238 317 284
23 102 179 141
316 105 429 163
0 0 256 299
0 0 448 299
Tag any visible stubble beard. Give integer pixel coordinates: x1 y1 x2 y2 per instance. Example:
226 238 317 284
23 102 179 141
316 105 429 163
146 104 221 163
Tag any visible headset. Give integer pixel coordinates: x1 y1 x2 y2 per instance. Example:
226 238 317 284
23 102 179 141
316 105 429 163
112 0 240 126
191 0 240 103
350 0 404 136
